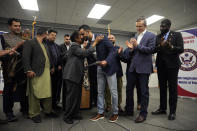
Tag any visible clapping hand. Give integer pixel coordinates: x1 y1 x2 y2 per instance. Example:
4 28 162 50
125 40 133 49
130 38 137 47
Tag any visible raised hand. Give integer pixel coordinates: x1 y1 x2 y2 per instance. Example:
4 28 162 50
130 38 137 47
118 46 123 54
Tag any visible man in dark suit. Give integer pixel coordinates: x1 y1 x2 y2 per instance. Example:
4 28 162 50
60 34 71 67
63 31 100 124
23 27 57 123
152 19 184 120
120 46 141 116
60 34 70 111
45 29 62 111
124 17 156 123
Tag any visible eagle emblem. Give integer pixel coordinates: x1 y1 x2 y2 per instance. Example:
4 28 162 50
180 49 197 71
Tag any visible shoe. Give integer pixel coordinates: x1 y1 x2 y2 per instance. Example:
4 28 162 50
109 114 118 123
45 112 58 118
135 115 146 123
90 114 104 122
0 119 8 124
63 117 73 124
137 104 141 111
32 115 41 123
120 111 133 116
105 106 111 112
151 108 166 115
6 113 18 122
168 114 176 120
73 115 83 120
118 106 124 113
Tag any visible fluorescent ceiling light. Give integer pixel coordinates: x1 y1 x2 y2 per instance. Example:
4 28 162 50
18 0 39 11
146 15 164 25
87 4 111 19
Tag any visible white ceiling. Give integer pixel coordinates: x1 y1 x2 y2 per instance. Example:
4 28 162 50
0 0 197 32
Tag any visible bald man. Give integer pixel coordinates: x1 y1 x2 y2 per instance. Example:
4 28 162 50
105 34 124 113
22 29 31 40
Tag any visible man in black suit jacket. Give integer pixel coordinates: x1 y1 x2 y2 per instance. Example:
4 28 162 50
60 34 71 67
152 19 184 120
59 34 71 111
23 27 57 123
45 29 62 111
63 31 101 124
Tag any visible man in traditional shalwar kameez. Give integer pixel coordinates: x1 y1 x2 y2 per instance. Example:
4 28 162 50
22 27 57 123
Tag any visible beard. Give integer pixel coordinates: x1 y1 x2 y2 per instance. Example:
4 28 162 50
82 36 89 42
160 29 169 35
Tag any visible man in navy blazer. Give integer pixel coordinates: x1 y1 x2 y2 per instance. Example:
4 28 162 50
79 25 119 122
124 17 156 123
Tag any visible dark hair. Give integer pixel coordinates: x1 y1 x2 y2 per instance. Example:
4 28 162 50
37 27 48 35
48 29 57 34
78 24 91 31
64 34 70 37
161 19 171 27
70 31 79 42
136 16 147 26
8 18 21 26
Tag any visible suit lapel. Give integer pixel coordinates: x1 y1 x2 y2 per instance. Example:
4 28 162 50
167 31 173 41
35 38 49 62
139 31 148 45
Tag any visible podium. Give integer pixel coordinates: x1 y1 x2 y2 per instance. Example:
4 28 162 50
80 85 90 109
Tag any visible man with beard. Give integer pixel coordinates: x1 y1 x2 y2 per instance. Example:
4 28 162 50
152 19 184 120
23 27 57 123
78 25 119 122
45 29 62 111
0 18 28 122
60 34 71 110
60 34 71 67
78 25 98 108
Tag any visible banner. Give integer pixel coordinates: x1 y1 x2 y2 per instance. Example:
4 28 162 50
178 28 197 98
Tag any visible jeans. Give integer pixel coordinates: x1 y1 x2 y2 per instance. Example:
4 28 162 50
97 66 118 114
